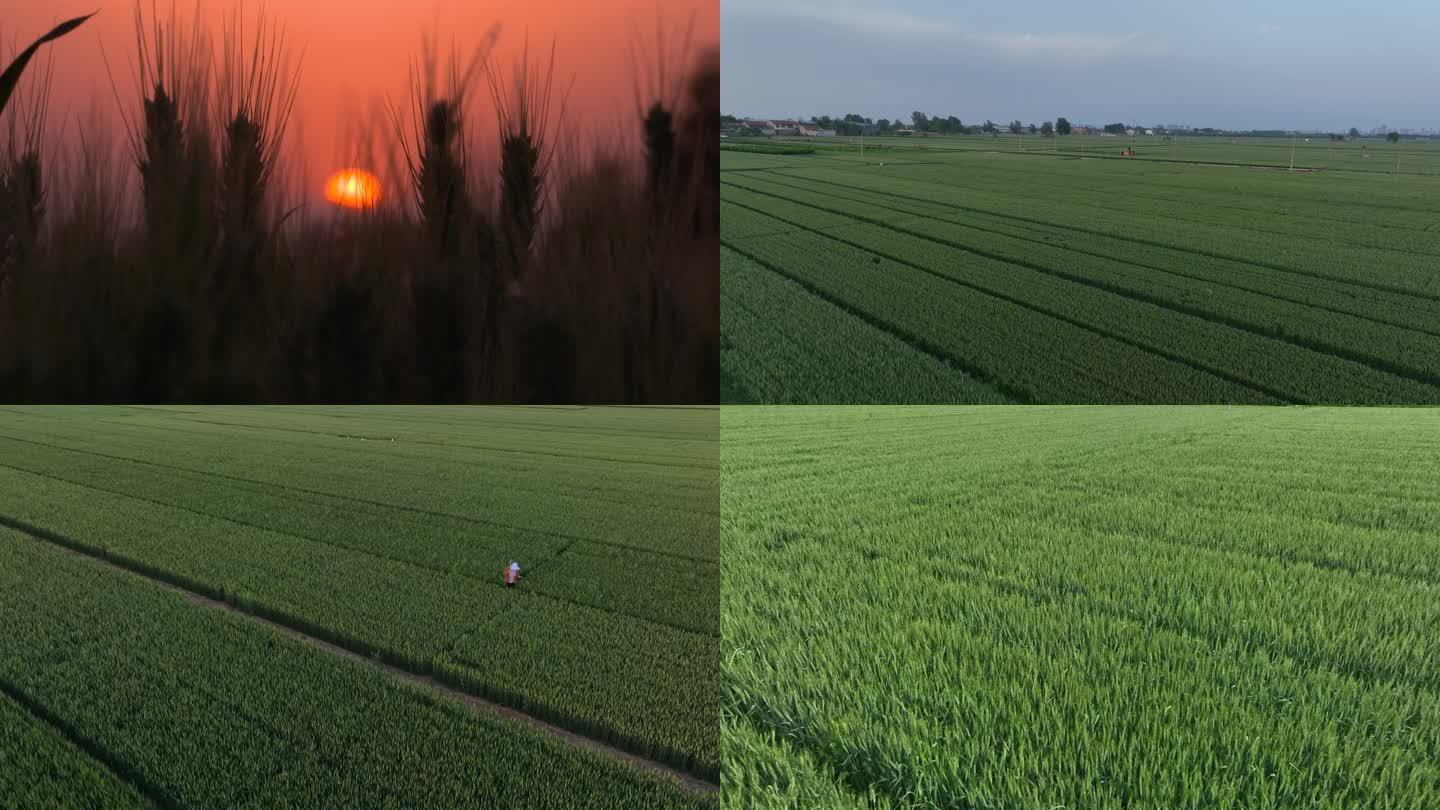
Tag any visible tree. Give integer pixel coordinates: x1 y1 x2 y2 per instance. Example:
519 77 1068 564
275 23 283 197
983 119 997 133
911 111 929 132
1348 127 1360 138
1040 121 1054 137
1104 123 1127 135
1028 123 1037 135
946 115 962 134
1387 131 1400 143
1008 120 1022 134
720 114 738 125
1055 117 1071 136
876 118 891 132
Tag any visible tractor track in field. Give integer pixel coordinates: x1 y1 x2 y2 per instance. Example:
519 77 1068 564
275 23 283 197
722 195 1296 404
0 458 718 639
752 168 1440 304
0 430 717 567
734 172 1440 337
0 520 719 798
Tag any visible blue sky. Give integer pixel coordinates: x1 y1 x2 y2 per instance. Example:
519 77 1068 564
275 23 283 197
721 0 1440 130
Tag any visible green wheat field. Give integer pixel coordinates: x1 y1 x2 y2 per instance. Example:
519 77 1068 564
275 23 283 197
720 137 1440 404
0 406 718 807
722 406 1440 808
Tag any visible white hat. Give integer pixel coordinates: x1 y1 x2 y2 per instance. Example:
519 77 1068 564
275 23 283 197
510 561 520 570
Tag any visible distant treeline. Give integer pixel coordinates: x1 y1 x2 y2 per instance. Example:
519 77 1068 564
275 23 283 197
724 114 1409 141
719 143 813 155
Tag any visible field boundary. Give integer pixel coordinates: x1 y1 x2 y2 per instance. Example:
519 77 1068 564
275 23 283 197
722 195 1289 403
720 241 1035 403
0 677 175 809
744 171 1440 338
728 175 1440 389
0 430 716 566
763 167 1440 304
0 517 719 797
0 458 717 639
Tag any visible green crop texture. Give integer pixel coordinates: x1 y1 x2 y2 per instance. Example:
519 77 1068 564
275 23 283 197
721 140 1440 404
0 405 719 804
0 690 150 809
720 143 816 155
0 530 715 808
722 406 1440 809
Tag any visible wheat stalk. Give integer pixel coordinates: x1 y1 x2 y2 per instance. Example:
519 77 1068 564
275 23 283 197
487 39 568 281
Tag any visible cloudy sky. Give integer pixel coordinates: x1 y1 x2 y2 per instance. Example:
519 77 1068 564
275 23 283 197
722 0 1440 131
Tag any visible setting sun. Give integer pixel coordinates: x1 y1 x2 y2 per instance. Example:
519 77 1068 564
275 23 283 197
324 168 382 209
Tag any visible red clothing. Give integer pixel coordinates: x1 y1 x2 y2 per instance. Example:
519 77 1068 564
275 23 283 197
504 568 518 585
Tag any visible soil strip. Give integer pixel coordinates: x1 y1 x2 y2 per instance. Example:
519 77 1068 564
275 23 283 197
8 527 718 797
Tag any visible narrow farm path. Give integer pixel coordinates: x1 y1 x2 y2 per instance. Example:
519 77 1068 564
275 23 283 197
6 522 719 797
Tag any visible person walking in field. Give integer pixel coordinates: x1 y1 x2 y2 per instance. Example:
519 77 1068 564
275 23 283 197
504 561 522 587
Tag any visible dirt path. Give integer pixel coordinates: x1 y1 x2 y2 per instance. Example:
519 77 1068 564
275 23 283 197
30 535 718 797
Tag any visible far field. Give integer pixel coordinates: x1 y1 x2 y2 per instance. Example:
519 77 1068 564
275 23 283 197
722 406 1440 808
0 406 718 808
720 135 1440 404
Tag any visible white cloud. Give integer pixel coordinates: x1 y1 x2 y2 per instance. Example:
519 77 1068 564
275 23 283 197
724 0 1150 64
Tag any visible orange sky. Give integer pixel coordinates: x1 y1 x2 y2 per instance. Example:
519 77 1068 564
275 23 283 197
1 0 717 209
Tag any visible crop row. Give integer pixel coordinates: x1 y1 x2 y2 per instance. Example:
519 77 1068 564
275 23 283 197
720 143 815 155
720 708 892 809
768 163 1440 298
0 418 717 563
727 172 1440 387
722 182 1440 403
445 597 718 776
0 463 719 778
721 200 1269 403
523 540 721 636
818 156 1440 255
4 403 714 515
753 168 1440 336
721 246 1011 403
722 406 1440 808
0 689 150 808
0 431 713 625
0 530 714 808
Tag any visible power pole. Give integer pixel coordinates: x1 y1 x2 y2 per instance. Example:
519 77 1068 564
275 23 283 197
1290 133 1296 171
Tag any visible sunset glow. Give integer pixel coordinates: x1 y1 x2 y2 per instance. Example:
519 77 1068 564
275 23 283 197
8 0 717 204
324 169 382 209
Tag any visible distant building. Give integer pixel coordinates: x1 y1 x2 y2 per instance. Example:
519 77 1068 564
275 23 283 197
1144 129 1155 136
1071 126 1089 135
797 124 837 137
